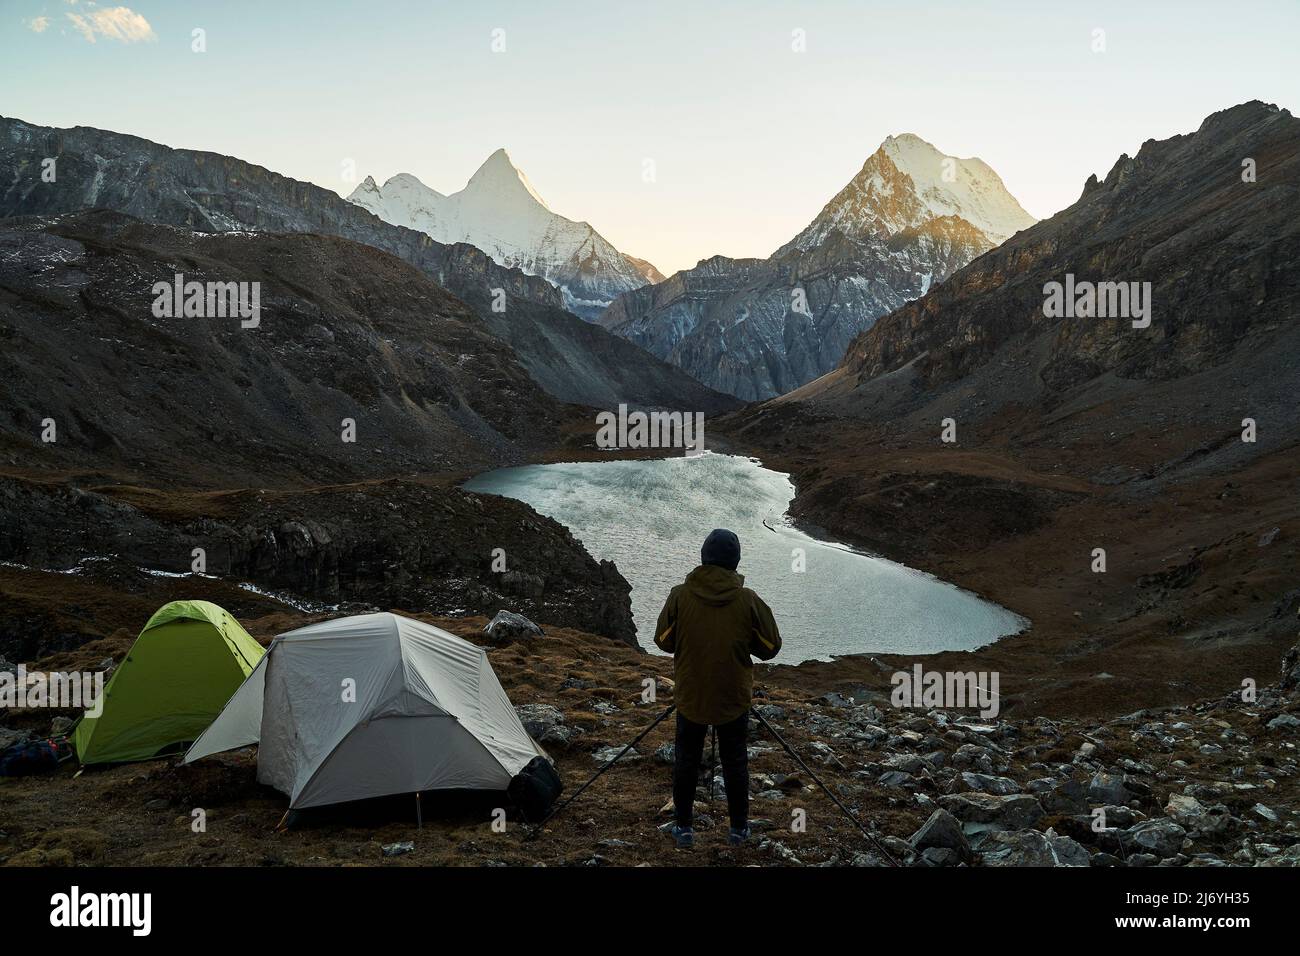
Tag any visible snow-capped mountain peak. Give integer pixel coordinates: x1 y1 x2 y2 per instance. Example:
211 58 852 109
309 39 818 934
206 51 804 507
347 150 655 320
383 171 445 198
464 148 550 209
779 133 1036 255
879 133 1033 243
605 133 1037 401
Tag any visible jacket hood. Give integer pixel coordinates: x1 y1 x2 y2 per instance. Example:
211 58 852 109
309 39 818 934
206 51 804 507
684 564 744 606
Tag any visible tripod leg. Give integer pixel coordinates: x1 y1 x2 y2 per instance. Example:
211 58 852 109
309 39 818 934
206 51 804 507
526 703 677 839
749 706 899 867
708 726 717 803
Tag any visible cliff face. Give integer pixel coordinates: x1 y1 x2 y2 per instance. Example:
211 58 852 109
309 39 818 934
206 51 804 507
0 476 637 653
602 211 993 402
0 116 564 310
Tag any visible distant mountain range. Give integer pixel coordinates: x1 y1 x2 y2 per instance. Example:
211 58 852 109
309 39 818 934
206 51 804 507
348 150 662 320
0 115 733 414
601 134 1036 400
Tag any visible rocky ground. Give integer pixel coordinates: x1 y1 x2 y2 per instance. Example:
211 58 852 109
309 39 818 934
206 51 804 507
717 403 1300 722
2 562 1297 867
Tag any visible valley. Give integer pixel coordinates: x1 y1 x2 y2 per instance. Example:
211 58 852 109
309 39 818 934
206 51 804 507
1 95 1298 872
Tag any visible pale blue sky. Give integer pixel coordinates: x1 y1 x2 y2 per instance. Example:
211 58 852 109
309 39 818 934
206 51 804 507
4 1 1297 274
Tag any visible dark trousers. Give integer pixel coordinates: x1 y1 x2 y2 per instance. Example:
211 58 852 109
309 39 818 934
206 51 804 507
673 712 748 830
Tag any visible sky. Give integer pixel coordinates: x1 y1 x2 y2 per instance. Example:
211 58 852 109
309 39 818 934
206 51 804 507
3 0 1298 276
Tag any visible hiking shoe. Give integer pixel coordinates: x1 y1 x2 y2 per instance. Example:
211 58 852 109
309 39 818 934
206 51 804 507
668 824 694 849
728 826 751 846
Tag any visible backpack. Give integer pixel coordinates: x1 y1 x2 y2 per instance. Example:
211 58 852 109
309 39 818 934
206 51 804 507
0 738 64 776
507 756 563 823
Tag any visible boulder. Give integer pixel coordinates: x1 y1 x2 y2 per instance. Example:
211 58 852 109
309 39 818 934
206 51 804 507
483 609 544 643
1257 845 1300 867
1087 772 1134 805
514 703 565 739
1036 770 1090 814
1124 819 1187 858
1252 803 1279 823
909 808 972 862
918 846 965 867
979 829 1090 867
957 771 1021 795
1165 793 1233 836
1163 793 1205 826
538 725 577 747
939 792 1044 831
591 745 641 764
880 753 930 775
878 770 914 789
820 692 854 709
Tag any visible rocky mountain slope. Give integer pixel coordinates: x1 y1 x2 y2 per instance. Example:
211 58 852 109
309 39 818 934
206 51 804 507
718 101 1300 718
0 115 733 413
601 134 1034 400
831 102 1298 403
349 151 662 320
0 209 640 647
0 210 564 485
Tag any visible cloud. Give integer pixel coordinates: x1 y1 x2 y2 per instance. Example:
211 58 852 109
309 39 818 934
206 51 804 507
66 5 156 44
26 16 51 33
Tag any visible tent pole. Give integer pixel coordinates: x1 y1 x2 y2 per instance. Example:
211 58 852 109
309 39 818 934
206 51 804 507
415 792 423 829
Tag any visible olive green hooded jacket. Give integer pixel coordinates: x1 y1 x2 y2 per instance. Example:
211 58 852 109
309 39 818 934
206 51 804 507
654 564 782 724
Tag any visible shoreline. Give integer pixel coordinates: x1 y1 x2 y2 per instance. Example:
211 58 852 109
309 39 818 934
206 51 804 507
462 447 1028 666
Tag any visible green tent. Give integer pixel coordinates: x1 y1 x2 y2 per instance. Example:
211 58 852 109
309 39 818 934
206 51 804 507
73 600 265 765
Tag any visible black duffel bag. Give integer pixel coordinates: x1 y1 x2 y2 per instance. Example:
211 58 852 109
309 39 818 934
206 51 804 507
507 756 563 823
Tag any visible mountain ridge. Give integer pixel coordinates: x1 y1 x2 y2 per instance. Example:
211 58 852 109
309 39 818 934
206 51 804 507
0 115 733 414
601 133 1034 400
348 149 659 320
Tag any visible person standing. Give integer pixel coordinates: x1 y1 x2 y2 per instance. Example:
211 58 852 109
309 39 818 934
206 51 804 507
654 528 782 848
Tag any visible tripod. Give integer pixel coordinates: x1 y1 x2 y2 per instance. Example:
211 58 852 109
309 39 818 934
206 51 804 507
527 699 900 866
525 702 676 839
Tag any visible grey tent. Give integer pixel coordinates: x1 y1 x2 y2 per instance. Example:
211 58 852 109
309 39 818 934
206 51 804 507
184 612 547 809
